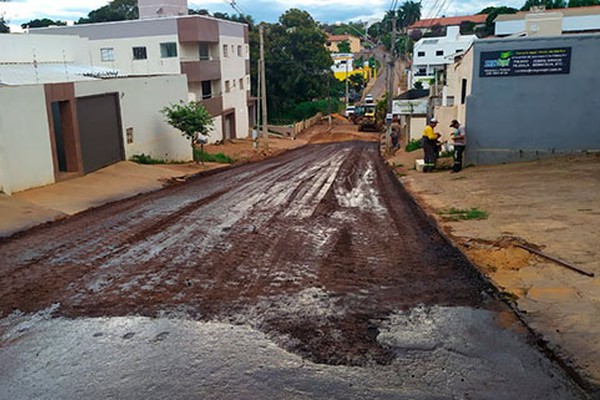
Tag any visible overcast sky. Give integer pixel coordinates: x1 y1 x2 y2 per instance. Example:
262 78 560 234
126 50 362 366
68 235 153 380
2 0 525 30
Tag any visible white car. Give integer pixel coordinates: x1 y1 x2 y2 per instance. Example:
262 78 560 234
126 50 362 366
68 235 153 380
365 94 374 103
345 105 356 118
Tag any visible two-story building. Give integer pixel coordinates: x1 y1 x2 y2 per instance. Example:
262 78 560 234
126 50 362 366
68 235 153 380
33 0 253 142
410 26 477 89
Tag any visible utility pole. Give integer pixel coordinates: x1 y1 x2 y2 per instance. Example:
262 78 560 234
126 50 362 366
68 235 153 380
385 12 397 154
259 25 269 151
387 12 397 114
345 56 349 105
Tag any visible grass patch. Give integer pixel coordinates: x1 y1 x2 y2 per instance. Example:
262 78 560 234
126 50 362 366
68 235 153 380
194 149 235 164
130 153 184 165
438 207 489 221
405 139 422 152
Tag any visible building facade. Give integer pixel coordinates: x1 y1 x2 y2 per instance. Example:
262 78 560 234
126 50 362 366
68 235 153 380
0 34 191 194
411 26 477 89
495 5 600 36
326 34 361 53
34 14 253 142
466 34 600 165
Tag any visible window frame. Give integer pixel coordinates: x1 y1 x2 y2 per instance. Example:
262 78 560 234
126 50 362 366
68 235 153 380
132 46 148 60
160 42 178 58
100 47 115 62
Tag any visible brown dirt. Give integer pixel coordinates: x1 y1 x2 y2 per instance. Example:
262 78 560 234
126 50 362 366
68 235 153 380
0 123 495 367
386 147 600 390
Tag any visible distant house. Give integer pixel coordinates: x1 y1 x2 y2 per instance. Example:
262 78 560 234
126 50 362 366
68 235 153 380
408 14 487 34
495 5 600 36
325 34 361 53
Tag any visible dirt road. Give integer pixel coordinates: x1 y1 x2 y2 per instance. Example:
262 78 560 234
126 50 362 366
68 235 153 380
0 136 585 398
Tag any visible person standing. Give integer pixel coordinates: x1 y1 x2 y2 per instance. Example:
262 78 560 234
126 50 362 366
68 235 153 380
422 118 440 172
450 119 466 173
390 116 401 150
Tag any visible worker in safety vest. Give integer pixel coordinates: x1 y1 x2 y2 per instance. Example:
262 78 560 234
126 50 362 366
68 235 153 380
422 118 441 172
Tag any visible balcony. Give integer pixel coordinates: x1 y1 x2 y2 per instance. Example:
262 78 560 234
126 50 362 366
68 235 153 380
177 17 219 43
180 60 221 82
200 96 223 116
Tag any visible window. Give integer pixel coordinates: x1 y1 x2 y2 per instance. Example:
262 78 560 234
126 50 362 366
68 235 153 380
456 49 463 53
446 96 455 107
436 50 444 56
417 68 427 76
100 48 114 62
132 46 147 60
199 43 210 60
237 45 242 57
160 42 177 58
239 78 244 90
417 51 425 57
225 80 230 93
201 80 212 100
223 44 228 57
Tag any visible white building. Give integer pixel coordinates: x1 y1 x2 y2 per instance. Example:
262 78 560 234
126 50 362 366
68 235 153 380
0 34 191 194
411 26 477 89
33 8 254 142
495 5 600 36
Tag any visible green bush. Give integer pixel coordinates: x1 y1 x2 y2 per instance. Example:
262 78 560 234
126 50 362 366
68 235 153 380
288 98 340 122
193 149 235 164
131 153 186 165
405 139 423 152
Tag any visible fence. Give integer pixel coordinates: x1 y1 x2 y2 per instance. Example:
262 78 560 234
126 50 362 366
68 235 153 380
292 112 323 138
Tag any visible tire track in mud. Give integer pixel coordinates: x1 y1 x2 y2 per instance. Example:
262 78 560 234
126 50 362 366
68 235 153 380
0 141 493 366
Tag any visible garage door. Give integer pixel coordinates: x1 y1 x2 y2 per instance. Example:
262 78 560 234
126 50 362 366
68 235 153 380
77 93 124 173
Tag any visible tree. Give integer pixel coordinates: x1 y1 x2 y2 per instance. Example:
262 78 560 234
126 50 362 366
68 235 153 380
400 0 422 32
520 0 566 10
21 18 67 29
478 6 519 37
77 0 138 24
0 0 9 33
337 40 351 53
188 8 210 15
260 9 333 120
162 101 214 163
0 18 8 33
568 0 600 6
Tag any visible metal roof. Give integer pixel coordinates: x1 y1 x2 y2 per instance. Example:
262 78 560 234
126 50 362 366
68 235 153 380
0 63 122 86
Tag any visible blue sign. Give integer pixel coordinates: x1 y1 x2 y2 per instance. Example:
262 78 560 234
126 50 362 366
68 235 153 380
480 47 571 77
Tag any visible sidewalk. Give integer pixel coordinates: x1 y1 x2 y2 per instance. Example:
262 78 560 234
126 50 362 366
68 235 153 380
0 161 223 238
387 149 600 395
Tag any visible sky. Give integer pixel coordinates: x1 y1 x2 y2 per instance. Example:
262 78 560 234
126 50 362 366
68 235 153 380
1 0 525 31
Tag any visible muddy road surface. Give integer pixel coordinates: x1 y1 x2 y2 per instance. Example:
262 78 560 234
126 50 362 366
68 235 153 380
0 141 585 399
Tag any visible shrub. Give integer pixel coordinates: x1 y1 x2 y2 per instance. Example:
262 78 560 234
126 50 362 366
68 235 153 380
405 138 423 152
193 149 235 164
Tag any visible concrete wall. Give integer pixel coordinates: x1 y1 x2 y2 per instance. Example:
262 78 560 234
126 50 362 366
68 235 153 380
83 35 182 75
74 75 191 161
0 85 55 194
219 25 251 139
1 34 90 64
467 34 600 165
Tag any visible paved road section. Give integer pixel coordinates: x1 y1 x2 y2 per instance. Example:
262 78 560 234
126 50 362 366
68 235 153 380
0 141 585 398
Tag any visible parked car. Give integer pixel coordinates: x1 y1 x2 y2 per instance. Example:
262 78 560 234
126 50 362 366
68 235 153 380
345 105 356 118
365 94 374 103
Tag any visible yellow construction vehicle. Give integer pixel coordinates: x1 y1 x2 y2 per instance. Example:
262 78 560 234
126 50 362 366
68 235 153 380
354 103 377 131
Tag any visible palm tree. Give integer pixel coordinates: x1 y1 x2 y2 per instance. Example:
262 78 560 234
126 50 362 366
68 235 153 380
400 1 422 33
